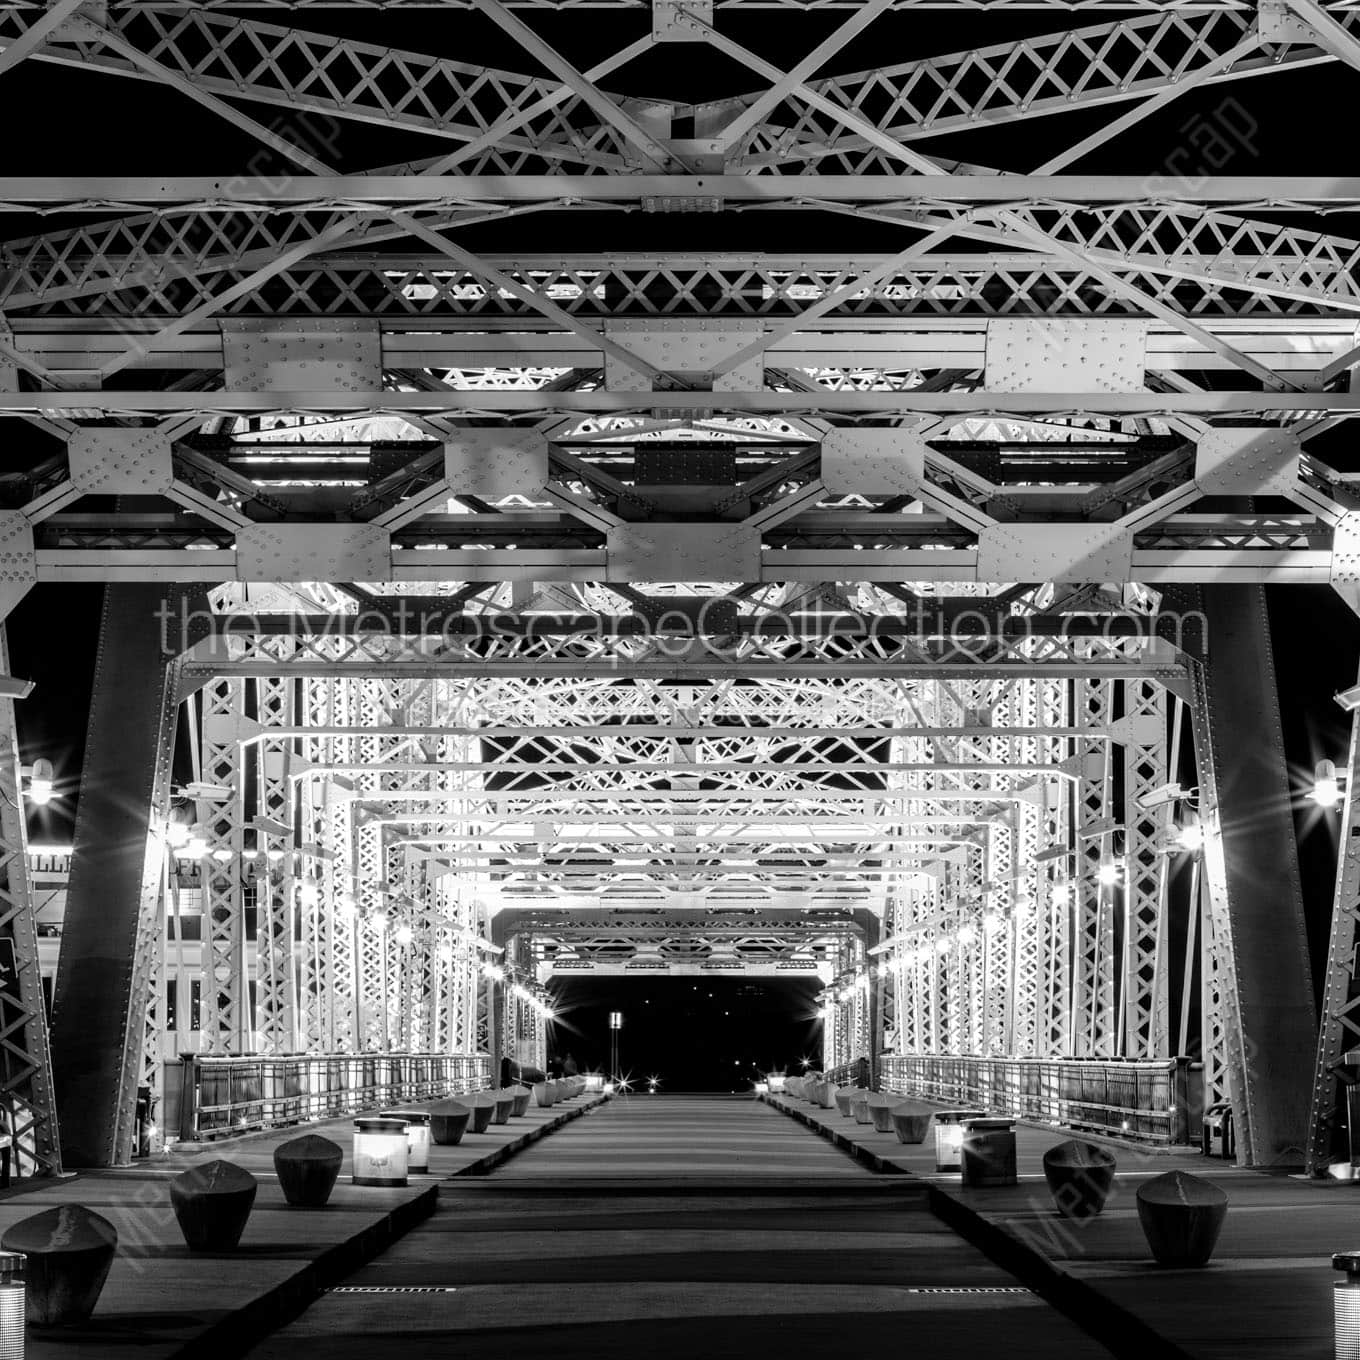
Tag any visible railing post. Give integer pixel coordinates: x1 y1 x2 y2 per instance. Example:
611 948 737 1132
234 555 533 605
178 1054 199 1143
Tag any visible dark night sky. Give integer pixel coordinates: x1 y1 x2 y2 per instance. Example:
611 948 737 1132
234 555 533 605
546 977 823 1090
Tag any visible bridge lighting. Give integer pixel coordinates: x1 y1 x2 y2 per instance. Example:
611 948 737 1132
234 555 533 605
936 935 953 955
371 911 389 933
1050 881 1071 909
1313 759 1344 810
957 924 978 947
394 924 414 946
1097 859 1122 887
337 891 357 919
181 824 209 859
24 758 54 805
298 879 320 906
1135 781 1186 811
1175 819 1205 853
982 911 1004 934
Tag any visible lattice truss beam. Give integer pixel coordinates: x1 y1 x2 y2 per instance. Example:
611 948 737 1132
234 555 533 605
156 610 1213 1095
0 3 1359 590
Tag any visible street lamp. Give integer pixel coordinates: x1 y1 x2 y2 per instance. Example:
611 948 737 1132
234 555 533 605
23 759 54 806
609 1010 622 1083
1314 760 1344 810
1175 818 1205 853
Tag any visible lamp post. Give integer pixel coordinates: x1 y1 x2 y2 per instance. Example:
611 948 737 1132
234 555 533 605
609 1011 622 1082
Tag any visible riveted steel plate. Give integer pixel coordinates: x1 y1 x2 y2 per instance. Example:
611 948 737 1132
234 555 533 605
976 522 1134 581
1332 511 1360 613
821 428 928 495
652 0 711 41
221 319 381 393
985 319 1147 393
604 318 764 392
0 513 35 620
235 523 391 582
444 430 548 497
1258 0 1315 41
606 522 760 581
1194 428 1300 498
67 428 175 495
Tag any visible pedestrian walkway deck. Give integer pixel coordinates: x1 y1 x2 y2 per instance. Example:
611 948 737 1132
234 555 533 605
766 1089 1346 1360
14 1090 605 1360
247 1094 1112 1360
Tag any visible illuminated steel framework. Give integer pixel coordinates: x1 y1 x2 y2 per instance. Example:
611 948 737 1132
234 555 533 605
0 0 1349 1172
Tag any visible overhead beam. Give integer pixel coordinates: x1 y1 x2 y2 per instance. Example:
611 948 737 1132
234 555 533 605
5 176 1360 206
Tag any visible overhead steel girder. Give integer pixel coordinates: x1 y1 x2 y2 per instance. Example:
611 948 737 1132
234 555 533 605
8 176 1360 206
3 390 1359 416
175 628 1191 682
0 11 636 173
0 10 1314 180
735 11 1322 167
10 318 1360 372
1 1 1347 9
10 238 1360 317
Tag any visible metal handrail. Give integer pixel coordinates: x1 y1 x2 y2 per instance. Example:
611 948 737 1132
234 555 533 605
824 1056 872 1089
880 1054 1201 1145
177 1051 493 1141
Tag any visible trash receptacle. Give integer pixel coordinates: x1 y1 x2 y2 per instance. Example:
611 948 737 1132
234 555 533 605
1201 1102 1235 1159
134 1084 155 1159
934 1109 987 1172
961 1117 1017 1187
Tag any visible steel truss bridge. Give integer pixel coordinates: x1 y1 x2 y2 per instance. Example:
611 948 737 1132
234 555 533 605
0 0 1355 1179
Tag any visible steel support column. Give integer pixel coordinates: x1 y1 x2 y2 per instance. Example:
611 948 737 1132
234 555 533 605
0 629 60 1176
51 585 208 1167
1190 584 1315 1166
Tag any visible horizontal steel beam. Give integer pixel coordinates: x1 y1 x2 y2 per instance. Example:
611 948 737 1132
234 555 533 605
6 176 1360 206
2 390 1357 414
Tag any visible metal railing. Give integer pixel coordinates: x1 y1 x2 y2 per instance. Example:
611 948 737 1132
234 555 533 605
824 1057 872 1089
880 1054 1202 1146
174 1052 492 1142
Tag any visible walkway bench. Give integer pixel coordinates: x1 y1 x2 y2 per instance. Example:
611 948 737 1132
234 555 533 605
890 1105 933 1145
274 1133 344 1207
429 1099 472 1145
169 1160 258 1251
468 1093 497 1132
1042 1139 1117 1219
1136 1170 1228 1267
867 1094 897 1133
1 1205 117 1326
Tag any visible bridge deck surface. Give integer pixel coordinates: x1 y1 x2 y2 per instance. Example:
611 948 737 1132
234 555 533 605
9 1091 604 1360
768 1090 1340 1360
245 1093 1112 1359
